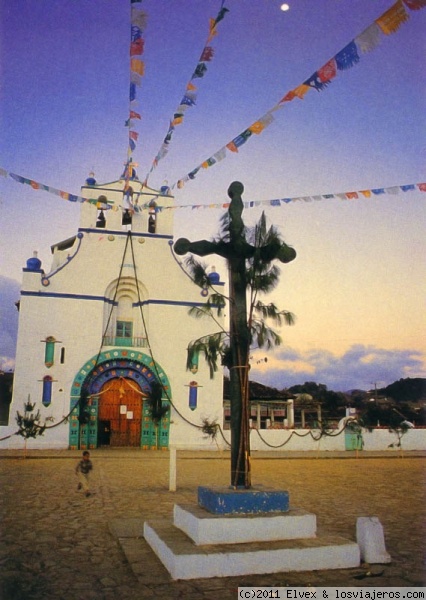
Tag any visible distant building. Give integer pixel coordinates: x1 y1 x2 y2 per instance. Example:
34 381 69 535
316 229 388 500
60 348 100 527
0 176 224 449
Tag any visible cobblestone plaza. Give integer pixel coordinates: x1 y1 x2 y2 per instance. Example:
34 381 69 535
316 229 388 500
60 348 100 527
1 450 424 599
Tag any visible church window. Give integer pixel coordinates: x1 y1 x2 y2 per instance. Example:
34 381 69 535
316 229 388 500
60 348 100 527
116 320 133 345
43 336 56 368
103 279 148 348
42 376 53 406
60 347 65 364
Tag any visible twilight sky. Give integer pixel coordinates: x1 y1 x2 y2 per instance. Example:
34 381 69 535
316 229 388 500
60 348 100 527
0 0 425 391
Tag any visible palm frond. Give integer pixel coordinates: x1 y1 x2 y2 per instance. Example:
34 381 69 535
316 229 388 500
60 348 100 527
187 332 229 378
254 302 296 326
248 264 280 294
185 255 210 288
250 320 283 349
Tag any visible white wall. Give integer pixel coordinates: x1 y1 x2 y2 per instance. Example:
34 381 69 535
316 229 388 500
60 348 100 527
183 426 426 452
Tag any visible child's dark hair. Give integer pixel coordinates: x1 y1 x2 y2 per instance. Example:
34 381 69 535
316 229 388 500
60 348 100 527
82 450 90 457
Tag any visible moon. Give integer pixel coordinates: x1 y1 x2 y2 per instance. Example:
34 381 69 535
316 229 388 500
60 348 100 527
280 3 290 11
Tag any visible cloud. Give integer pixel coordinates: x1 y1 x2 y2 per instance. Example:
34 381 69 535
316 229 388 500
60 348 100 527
251 344 426 391
1 269 425 393
0 276 20 370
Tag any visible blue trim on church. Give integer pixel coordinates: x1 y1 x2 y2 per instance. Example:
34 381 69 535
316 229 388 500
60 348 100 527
20 290 209 308
78 227 173 240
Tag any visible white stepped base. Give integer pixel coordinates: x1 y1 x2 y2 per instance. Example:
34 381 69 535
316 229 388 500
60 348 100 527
174 504 317 545
144 519 360 580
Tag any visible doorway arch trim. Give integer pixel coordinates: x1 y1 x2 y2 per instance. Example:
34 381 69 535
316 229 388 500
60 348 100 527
70 349 171 407
68 349 171 450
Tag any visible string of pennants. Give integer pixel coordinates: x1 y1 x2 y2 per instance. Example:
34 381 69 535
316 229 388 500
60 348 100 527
168 183 426 211
170 0 426 190
122 0 149 186
1 167 424 211
143 2 229 186
0 168 112 207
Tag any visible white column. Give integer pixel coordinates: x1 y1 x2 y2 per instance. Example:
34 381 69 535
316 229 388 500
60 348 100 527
287 399 294 428
169 445 177 492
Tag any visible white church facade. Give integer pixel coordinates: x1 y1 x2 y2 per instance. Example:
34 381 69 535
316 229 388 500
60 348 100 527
1 176 225 450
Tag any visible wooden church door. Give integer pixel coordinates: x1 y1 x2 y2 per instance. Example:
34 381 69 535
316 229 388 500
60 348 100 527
98 378 143 446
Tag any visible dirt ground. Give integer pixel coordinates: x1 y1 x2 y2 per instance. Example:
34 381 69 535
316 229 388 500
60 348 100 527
0 451 425 599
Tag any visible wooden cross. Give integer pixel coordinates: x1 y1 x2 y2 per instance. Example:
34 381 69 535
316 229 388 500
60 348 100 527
174 181 296 487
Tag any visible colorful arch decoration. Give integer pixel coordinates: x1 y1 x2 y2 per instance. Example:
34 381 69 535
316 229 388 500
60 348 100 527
68 349 171 449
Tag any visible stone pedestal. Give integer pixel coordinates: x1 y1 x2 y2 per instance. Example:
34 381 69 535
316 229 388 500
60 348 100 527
356 517 391 564
143 486 360 580
198 485 289 515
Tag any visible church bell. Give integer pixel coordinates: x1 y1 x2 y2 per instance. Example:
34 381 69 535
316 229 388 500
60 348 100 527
96 209 106 228
122 209 132 225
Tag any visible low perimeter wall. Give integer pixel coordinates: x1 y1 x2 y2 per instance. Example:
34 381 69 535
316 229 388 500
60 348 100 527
217 426 426 452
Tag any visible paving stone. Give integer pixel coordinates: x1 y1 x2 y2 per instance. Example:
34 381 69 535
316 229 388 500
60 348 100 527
0 448 425 596
109 517 145 538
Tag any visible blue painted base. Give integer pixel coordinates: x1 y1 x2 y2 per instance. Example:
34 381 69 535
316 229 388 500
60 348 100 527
198 485 290 515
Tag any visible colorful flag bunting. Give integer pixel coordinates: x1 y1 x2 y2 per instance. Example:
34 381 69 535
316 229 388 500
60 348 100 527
1 168 117 205
280 90 297 103
130 59 145 76
292 84 311 99
131 7 148 30
130 38 144 56
232 129 252 149
171 0 424 190
335 41 360 70
403 0 426 9
214 6 229 25
226 141 238 153
200 46 214 61
124 2 149 181
129 83 137 102
355 23 383 53
131 25 142 41
130 74 142 87
248 121 265 135
193 62 208 78
305 72 331 91
213 147 227 162
143 2 229 185
188 169 199 180
376 0 409 34
318 59 337 83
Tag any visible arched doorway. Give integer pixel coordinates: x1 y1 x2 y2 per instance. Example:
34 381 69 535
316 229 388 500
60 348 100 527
98 378 145 447
69 350 171 450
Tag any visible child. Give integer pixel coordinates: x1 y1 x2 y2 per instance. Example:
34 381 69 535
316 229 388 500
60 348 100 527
75 450 93 497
